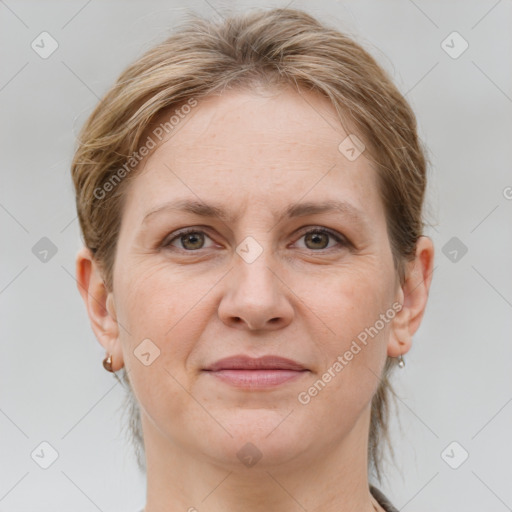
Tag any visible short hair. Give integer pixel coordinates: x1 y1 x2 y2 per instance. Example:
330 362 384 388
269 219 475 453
71 7 430 484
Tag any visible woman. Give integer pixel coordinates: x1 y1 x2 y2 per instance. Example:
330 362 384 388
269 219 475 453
71 7 434 512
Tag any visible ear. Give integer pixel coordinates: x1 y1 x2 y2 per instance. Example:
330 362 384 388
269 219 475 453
75 246 124 371
388 236 435 357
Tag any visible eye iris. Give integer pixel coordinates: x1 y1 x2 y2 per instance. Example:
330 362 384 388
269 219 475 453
181 232 204 250
305 231 329 250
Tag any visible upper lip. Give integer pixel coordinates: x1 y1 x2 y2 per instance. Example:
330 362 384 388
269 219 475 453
204 355 307 372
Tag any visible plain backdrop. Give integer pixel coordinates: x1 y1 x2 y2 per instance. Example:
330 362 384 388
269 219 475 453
1 1 511 511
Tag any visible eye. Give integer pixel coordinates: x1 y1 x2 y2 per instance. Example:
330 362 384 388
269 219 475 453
163 228 215 251
162 226 349 252
294 227 348 251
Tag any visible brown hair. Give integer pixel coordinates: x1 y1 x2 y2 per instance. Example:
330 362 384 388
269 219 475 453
71 7 430 484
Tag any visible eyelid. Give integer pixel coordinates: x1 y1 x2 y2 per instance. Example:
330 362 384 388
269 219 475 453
294 226 347 242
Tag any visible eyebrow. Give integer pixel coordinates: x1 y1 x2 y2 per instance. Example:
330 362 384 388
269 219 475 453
142 198 369 230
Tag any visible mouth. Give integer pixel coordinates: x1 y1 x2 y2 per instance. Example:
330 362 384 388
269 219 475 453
202 355 309 390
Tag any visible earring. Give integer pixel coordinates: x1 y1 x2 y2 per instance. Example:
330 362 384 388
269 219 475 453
397 353 405 368
103 353 114 372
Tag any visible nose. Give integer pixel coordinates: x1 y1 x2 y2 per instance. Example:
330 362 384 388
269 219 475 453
217 248 294 332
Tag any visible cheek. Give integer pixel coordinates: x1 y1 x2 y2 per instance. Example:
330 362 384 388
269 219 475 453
114 266 204 426
299 278 392 426
117 261 180 330
115 262 212 365
313 265 394 376
316 263 394 333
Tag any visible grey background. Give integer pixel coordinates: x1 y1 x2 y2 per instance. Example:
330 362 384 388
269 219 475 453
1 0 511 510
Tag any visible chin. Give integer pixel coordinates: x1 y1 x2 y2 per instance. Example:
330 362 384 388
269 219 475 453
198 411 309 467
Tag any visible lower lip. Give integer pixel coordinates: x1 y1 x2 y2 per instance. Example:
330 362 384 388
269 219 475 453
204 369 308 389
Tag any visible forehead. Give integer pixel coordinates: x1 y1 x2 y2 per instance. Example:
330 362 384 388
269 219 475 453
124 87 383 222
148 87 353 165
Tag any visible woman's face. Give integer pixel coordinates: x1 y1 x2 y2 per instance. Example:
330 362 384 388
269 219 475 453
106 87 409 468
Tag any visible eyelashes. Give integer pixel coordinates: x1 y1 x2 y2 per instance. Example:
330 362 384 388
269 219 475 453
161 226 350 253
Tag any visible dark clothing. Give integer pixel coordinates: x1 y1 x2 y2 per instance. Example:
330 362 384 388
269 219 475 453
370 485 400 512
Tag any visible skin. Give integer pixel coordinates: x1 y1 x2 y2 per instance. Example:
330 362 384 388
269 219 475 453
76 86 434 512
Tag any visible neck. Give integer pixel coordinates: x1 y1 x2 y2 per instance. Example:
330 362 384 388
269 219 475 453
141 405 380 512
